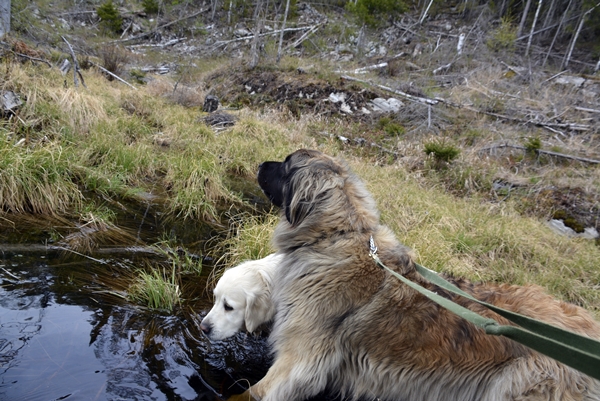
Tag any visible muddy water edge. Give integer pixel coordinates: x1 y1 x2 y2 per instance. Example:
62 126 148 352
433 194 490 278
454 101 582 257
0 192 338 401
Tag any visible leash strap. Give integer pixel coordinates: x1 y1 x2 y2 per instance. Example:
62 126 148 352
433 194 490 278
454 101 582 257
369 236 600 380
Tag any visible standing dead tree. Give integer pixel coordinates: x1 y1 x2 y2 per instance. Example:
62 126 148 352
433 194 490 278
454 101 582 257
562 2 600 68
525 0 543 56
249 0 265 69
61 36 86 88
276 0 291 63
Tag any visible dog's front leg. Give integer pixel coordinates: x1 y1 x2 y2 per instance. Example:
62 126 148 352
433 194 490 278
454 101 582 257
229 350 329 401
226 389 256 401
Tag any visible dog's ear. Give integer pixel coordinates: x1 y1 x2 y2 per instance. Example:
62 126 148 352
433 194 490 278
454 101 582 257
244 270 274 333
245 291 273 333
284 164 344 227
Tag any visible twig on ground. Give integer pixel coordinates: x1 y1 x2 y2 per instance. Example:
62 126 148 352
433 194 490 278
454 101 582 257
335 62 388 75
0 41 53 67
341 75 439 106
90 61 137 90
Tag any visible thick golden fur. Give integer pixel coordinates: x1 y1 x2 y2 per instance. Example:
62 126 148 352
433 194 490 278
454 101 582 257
236 149 600 401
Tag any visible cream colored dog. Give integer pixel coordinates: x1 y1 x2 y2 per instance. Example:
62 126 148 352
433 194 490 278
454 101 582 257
200 253 282 341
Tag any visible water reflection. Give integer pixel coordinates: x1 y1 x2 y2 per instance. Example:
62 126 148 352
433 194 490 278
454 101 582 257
1 301 108 400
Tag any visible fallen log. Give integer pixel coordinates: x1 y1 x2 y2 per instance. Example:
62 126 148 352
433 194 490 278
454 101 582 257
479 143 600 164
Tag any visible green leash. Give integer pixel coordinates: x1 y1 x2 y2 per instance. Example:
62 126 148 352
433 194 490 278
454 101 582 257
368 236 600 381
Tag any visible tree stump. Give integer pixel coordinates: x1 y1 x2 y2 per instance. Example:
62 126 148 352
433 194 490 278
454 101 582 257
203 95 219 113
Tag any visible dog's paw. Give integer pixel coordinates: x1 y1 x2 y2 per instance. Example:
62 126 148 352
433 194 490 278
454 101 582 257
226 390 258 401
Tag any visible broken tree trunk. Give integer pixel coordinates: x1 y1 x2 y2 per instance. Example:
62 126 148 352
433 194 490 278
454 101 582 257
61 36 86 88
0 0 10 37
526 0 543 57
543 0 572 67
562 2 600 68
249 0 265 69
276 0 291 63
517 0 533 37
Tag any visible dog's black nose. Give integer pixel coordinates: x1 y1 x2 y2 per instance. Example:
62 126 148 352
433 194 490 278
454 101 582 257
200 321 212 335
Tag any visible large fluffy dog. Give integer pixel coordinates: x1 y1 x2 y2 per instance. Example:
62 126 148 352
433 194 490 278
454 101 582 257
201 253 282 341
229 149 600 401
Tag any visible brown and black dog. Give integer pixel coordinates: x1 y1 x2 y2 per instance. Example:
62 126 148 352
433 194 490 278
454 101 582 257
230 149 600 401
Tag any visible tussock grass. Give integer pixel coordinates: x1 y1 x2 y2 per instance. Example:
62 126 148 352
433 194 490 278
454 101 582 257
216 211 279 266
207 211 279 289
129 267 181 312
0 134 82 214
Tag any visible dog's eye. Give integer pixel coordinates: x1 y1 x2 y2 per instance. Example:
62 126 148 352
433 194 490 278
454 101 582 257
224 302 233 311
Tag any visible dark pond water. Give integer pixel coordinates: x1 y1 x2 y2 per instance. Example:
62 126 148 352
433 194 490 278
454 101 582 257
0 196 276 401
0 191 341 401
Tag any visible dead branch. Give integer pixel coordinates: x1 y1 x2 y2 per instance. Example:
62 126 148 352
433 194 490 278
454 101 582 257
12 51 52 67
479 143 600 164
335 62 388 75
213 25 317 49
542 70 569 83
574 106 600 114
340 75 439 106
90 61 137 90
433 62 452 75
283 23 322 52
113 8 207 43
127 38 186 49
61 36 86 88
465 106 590 132
0 41 53 67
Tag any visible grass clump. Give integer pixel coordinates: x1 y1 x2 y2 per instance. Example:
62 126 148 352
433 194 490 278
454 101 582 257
0 135 82 214
151 239 203 275
216 211 279 267
377 117 405 137
129 267 181 311
524 136 542 153
424 138 461 165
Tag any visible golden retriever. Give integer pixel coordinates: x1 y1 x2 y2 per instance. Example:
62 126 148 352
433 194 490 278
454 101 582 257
201 253 282 341
227 149 600 401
